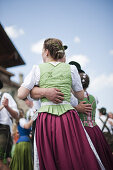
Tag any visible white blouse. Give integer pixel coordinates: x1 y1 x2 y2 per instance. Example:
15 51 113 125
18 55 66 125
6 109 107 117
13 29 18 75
19 118 28 128
21 62 83 92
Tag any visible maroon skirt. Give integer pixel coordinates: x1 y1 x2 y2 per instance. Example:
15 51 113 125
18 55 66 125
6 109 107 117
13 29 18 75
35 110 102 170
85 125 113 170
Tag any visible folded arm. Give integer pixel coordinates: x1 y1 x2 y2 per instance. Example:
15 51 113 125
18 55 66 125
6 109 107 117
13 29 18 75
18 85 64 104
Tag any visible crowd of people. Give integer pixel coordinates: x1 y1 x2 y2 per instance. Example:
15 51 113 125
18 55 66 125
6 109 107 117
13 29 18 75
0 38 113 170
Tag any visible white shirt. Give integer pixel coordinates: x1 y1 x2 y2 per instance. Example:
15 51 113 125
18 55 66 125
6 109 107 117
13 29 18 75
0 92 19 132
70 93 78 107
33 100 41 111
21 63 83 93
96 115 113 134
26 100 41 121
108 118 113 135
26 107 35 121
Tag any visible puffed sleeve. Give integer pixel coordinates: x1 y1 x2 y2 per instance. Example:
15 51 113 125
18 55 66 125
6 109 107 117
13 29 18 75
19 118 28 128
21 65 40 90
70 65 83 92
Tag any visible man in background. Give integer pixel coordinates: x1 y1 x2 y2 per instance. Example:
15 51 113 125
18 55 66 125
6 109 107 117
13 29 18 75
0 80 19 168
96 107 113 152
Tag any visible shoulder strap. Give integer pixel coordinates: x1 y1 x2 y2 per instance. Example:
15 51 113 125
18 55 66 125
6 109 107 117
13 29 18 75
99 117 110 133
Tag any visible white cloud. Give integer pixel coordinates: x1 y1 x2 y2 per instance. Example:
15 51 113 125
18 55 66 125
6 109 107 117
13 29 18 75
5 25 24 39
68 54 90 67
31 39 44 54
109 50 113 55
74 36 80 43
89 74 113 92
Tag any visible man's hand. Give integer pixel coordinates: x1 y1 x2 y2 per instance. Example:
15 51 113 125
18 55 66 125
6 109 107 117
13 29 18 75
44 88 64 104
75 101 92 115
2 97 18 119
2 97 9 108
30 87 64 104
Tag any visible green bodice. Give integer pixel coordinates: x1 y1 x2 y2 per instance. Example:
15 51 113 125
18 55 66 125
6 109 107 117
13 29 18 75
79 93 97 127
38 62 74 116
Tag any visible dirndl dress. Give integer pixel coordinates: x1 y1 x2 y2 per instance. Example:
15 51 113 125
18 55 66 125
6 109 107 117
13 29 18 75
79 92 113 170
10 123 33 170
21 62 105 170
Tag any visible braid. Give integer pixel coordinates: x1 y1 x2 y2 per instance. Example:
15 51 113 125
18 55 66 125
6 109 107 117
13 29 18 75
44 38 65 60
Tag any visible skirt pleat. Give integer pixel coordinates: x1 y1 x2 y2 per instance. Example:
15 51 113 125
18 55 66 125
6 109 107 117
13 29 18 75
85 125 113 170
10 142 33 170
35 110 102 170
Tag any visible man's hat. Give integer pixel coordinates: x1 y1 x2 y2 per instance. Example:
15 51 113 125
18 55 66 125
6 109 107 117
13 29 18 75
98 107 107 115
0 80 3 89
63 45 68 50
69 61 85 73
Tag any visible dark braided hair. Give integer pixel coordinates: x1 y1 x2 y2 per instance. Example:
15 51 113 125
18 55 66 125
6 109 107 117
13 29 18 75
79 73 90 89
44 38 65 60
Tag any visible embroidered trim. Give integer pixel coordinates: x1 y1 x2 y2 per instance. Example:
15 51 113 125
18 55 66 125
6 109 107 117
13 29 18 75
41 101 70 106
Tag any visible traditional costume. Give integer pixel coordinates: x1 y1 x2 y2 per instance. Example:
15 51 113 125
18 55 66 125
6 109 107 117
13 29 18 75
78 92 113 170
22 62 105 170
10 118 33 170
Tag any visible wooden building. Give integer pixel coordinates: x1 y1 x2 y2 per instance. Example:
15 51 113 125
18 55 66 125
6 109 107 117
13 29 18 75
0 23 28 112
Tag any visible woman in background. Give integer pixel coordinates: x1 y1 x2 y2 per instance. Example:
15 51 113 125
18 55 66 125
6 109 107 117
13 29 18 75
10 108 33 170
78 72 113 170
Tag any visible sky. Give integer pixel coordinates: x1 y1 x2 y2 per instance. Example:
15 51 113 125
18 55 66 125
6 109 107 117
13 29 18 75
0 0 113 116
